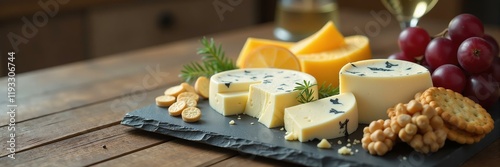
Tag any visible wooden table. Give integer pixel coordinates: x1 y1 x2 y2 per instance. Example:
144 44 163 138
1 9 499 166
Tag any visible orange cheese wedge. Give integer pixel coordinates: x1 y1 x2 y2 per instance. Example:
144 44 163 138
236 38 294 67
297 35 372 87
290 21 345 55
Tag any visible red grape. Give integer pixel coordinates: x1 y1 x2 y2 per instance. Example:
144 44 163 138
448 14 484 44
425 37 459 69
491 57 500 83
483 34 499 57
420 58 434 74
457 37 494 74
432 64 466 93
398 27 431 58
388 52 417 63
463 73 500 109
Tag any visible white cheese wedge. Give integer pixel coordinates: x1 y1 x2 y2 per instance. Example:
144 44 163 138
209 68 318 128
284 92 358 142
339 59 433 123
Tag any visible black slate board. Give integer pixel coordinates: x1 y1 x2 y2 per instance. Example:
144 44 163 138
121 100 500 167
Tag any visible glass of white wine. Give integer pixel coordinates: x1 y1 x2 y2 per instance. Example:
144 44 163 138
381 0 438 30
274 0 340 41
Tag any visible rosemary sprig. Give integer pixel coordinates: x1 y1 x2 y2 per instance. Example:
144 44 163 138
294 80 317 103
294 80 340 103
318 82 339 99
180 37 237 83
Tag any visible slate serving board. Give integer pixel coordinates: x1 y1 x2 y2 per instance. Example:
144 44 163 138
121 100 499 167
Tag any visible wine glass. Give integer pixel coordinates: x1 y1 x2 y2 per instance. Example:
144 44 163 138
381 0 439 30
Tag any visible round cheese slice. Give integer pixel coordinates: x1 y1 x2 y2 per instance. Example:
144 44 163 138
209 68 318 128
339 59 432 123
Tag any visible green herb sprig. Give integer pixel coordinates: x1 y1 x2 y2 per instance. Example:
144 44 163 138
294 80 316 103
294 80 339 103
180 37 237 83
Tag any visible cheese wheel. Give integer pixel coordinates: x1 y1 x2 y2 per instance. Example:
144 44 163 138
209 68 318 128
339 59 433 123
297 35 371 87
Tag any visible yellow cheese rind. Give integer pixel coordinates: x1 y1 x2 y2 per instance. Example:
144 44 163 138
236 38 295 67
284 93 358 142
339 59 433 123
290 21 345 55
297 35 371 87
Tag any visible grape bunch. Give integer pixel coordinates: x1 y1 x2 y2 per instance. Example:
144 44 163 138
389 14 500 109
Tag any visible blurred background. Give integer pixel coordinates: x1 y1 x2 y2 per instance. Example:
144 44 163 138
0 0 499 76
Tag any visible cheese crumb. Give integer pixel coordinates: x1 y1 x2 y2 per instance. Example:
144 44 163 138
338 146 353 155
402 156 407 160
280 127 284 131
284 132 296 140
317 139 332 149
347 139 351 142
355 149 359 153
237 117 241 120
229 120 235 125
346 143 352 147
337 140 342 145
250 122 254 125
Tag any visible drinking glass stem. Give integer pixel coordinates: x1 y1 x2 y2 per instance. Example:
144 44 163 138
399 18 420 30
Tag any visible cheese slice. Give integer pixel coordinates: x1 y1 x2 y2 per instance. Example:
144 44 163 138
290 21 345 55
284 92 358 142
339 59 433 123
236 38 295 67
209 68 318 128
296 35 371 87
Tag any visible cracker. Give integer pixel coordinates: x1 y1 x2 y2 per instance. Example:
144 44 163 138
155 95 176 107
420 87 494 135
168 101 187 116
444 123 486 144
182 107 202 122
194 76 210 99
177 92 200 102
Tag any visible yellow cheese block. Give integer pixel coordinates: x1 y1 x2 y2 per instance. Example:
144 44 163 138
296 35 372 87
236 38 294 67
290 21 345 55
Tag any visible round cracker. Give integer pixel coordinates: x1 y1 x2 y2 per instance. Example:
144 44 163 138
164 85 185 96
155 95 176 107
195 76 210 99
182 107 201 122
420 87 494 135
168 101 187 116
444 123 486 144
177 92 200 102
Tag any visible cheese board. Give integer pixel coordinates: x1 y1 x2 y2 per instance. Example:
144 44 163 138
121 99 499 167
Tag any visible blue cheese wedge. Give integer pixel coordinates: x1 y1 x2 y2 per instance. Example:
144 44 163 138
284 93 358 142
209 68 318 128
339 59 432 123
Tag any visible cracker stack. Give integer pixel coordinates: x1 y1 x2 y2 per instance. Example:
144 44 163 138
417 87 495 144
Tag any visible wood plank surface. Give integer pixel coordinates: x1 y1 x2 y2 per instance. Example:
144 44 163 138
0 125 169 166
0 87 167 157
0 9 498 167
92 139 236 167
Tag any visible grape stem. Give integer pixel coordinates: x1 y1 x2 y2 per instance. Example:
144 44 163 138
434 28 449 38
